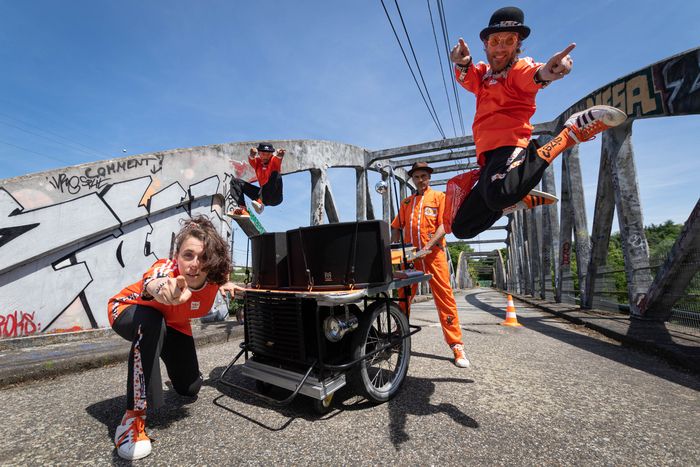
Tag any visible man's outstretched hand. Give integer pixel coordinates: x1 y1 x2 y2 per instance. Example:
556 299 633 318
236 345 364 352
539 43 575 81
150 276 192 305
450 38 471 66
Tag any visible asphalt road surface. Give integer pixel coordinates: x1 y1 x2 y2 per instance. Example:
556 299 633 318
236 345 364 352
1 289 698 465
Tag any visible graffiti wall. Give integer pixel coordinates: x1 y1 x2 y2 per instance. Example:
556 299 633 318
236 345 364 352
553 47 700 130
0 143 260 339
0 138 374 340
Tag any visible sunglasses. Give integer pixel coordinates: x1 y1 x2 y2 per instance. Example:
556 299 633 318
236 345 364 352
486 33 518 48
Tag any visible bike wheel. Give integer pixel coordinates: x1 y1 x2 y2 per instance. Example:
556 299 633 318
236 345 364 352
350 301 411 403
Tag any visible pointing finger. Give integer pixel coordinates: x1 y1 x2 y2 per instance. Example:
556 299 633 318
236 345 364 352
556 43 576 59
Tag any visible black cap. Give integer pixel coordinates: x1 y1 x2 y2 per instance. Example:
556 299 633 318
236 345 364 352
479 6 530 41
257 142 275 153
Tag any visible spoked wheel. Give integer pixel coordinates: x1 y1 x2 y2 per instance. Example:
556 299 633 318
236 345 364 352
350 301 411 403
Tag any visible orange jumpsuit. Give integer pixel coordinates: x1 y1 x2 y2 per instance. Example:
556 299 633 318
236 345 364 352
391 187 463 347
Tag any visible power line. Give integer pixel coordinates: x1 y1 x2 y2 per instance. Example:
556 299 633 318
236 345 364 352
0 109 113 160
437 0 466 136
0 117 109 161
379 0 446 139
0 139 73 164
427 0 457 137
392 0 446 138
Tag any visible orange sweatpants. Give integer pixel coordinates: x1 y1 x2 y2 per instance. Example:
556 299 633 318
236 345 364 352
398 247 463 347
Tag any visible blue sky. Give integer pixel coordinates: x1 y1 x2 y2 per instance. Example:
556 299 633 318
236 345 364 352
1 0 698 261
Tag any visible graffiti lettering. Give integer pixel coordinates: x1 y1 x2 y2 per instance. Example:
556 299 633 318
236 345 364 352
0 311 40 338
84 156 163 179
562 242 571 266
584 69 662 118
48 173 110 194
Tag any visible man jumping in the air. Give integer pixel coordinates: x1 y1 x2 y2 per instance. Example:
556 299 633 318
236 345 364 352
446 6 626 239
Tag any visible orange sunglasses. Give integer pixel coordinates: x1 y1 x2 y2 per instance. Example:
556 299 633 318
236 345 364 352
486 33 518 48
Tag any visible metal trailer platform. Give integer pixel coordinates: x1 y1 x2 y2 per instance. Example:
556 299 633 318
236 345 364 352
218 273 430 414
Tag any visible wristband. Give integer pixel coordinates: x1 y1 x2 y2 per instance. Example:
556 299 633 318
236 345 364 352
534 70 551 88
455 58 472 72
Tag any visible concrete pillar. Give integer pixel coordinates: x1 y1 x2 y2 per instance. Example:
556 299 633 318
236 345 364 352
381 173 392 225
609 121 653 316
558 149 575 304
355 168 367 221
640 199 700 320
310 169 325 226
583 131 617 309
567 146 591 304
541 165 560 300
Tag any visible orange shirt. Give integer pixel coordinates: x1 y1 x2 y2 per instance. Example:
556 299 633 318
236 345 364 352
391 187 446 251
108 259 219 336
455 57 544 166
249 154 283 186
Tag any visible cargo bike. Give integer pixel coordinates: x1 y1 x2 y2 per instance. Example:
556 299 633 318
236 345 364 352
218 220 430 414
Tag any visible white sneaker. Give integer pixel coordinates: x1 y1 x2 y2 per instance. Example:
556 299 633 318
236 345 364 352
114 410 152 460
564 105 627 143
502 189 558 215
451 343 471 368
251 199 264 214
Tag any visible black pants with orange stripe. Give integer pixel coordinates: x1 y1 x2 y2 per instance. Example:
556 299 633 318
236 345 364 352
451 141 549 239
112 305 203 411
229 171 283 208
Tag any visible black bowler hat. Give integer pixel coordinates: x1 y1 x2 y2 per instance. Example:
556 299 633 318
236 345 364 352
257 142 275 152
407 161 434 177
479 6 531 41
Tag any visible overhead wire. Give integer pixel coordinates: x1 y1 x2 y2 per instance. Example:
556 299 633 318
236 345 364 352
391 0 446 138
0 110 112 159
427 0 457 138
379 0 446 139
0 117 110 161
0 139 72 164
437 0 466 136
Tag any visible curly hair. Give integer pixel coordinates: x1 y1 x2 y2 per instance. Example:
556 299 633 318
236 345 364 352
173 215 231 285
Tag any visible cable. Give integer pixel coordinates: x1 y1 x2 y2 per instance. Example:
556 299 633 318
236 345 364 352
0 139 72 164
427 0 457 137
0 111 111 159
392 0 446 138
0 118 107 161
380 0 446 138
437 0 466 136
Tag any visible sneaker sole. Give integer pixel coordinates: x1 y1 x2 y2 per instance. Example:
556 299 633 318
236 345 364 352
528 189 558 203
567 105 627 129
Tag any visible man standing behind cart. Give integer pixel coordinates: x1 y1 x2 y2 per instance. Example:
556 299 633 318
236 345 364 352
391 162 470 369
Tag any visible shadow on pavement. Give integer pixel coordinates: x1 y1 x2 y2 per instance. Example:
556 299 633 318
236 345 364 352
209 360 479 451
85 389 198 463
207 365 343 431
465 292 700 391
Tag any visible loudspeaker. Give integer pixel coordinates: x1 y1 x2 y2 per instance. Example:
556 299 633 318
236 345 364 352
286 220 392 290
250 232 288 288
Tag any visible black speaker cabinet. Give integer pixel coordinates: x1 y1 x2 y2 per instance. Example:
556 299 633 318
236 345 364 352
286 220 392 290
250 232 289 288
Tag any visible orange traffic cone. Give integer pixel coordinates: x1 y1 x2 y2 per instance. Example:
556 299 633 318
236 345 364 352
500 294 522 327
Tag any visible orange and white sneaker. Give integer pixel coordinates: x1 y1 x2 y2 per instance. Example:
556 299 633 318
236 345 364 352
226 206 250 219
451 343 470 368
114 410 152 460
502 189 558 215
251 199 264 214
565 105 627 143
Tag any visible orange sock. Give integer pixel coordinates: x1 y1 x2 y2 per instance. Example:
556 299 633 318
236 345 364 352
536 128 577 164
